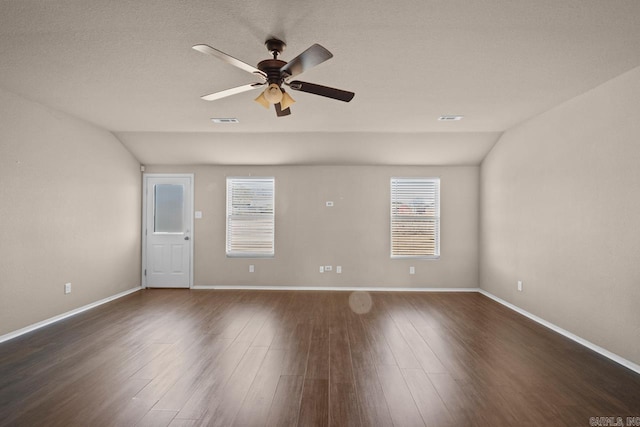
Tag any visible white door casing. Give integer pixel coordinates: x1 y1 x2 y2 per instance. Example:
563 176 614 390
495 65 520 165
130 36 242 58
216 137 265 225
142 174 194 288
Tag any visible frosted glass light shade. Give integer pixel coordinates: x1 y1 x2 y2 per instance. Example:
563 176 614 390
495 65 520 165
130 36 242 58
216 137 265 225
263 83 283 104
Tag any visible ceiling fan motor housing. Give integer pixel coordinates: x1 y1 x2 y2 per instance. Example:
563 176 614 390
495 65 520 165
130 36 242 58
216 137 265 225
257 59 288 86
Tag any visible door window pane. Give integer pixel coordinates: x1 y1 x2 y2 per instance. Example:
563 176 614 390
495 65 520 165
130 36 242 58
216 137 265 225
154 184 184 233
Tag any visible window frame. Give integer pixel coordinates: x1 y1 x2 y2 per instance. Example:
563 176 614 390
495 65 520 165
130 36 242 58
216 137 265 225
390 177 441 260
226 176 275 258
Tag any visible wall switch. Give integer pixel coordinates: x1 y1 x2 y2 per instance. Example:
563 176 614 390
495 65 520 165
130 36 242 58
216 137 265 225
325 265 333 272
409 266 415 275
64 283 71 294
195 211 203 219
326 201 334 207
336 266 342 274
249 265 255 273
319 266 324 273
517 280 523 291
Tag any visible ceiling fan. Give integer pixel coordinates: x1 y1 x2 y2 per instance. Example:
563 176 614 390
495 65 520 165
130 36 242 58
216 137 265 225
192 39 355 117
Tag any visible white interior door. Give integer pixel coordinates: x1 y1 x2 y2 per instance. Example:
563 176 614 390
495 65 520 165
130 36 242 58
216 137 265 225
143 175 193 288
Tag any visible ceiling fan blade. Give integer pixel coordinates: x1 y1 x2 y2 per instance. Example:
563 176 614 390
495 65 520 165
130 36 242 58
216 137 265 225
280 44 333 78
274 103 291 117
201 83 264 101
287 80 355 102
193 44 267 80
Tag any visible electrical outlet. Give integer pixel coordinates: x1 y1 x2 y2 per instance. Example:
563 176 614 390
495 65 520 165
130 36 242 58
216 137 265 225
409 266 415 275
336 266 342 274
64 283 71 294
319 266 324 273
326 201 334 207
517 280 523 291
325 265 333 272
249 265 255 273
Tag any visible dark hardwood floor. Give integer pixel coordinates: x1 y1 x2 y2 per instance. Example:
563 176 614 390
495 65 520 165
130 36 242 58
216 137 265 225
1 289 639 426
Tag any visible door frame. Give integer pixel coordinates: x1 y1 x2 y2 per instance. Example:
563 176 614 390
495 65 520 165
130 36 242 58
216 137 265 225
142 173 195 289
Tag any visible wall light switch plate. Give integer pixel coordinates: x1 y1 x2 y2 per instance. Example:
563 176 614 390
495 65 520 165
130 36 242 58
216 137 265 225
319 266 324 273
249 265 255 273
64 283 71 294
336 266 342 274
517 280 523 291
409 266 415 275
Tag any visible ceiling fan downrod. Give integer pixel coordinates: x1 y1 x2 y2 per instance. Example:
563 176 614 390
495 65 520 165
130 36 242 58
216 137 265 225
265 38 286 60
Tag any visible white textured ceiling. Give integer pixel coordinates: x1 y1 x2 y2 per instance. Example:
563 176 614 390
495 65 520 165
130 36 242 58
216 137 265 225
1 0 640 165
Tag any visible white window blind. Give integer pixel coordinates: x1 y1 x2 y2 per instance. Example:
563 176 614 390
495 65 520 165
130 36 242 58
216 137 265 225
226 177 275 257
390 178 440 258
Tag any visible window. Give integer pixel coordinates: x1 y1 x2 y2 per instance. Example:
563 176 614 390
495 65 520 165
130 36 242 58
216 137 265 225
390 177 440 258
226 177 275 257
154 184 184 233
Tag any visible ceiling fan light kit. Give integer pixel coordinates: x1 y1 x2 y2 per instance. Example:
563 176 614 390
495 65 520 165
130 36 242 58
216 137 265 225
193 38 354 117
280 90 295 110
254 91 270 109
263 83 284 104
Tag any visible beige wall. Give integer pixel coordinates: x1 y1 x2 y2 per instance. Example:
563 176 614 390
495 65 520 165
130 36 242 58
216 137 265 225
480 66 640 365
0 88 141 336
146 165 479 288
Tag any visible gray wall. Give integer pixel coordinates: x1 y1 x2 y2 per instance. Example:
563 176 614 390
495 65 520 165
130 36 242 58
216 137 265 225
145 165 479 289
480 66 640 365
0 88 142 336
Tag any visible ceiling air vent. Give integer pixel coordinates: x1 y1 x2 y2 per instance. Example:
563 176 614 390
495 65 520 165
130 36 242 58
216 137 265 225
438 115 464 121
211 118 239 124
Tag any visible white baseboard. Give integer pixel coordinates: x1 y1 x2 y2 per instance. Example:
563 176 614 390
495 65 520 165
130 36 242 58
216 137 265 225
0 286 142 344
478 289 640 375
191 285 480 292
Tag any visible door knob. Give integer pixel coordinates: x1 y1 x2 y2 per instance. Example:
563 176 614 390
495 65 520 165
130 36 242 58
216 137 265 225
184 236 190 240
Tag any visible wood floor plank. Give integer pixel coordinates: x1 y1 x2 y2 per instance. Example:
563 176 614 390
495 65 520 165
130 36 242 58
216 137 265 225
232 349 287 427
427 372 475 426
409 322 471 380
135 409 177 427
151 338 234 411
349 350 393 427
199 345 269 427
329 322 355 384
265 375 304 427
329 381 362 427
401 368 455 427
375 312 421 369
305 323 329 380
358 317 398 367
297 379 329 427
9 342 160 426
79 377 152 426
328 316 362 426
136 335 232 411
174 340 251 420
383 294 448 374
1 289 639 427
251 292 293 348
236 310 271 344
279 322 313 376
168 419 199 427
376 364 425 427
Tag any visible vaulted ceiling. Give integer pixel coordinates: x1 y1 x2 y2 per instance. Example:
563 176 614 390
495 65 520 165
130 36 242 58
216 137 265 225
1 0 640 165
